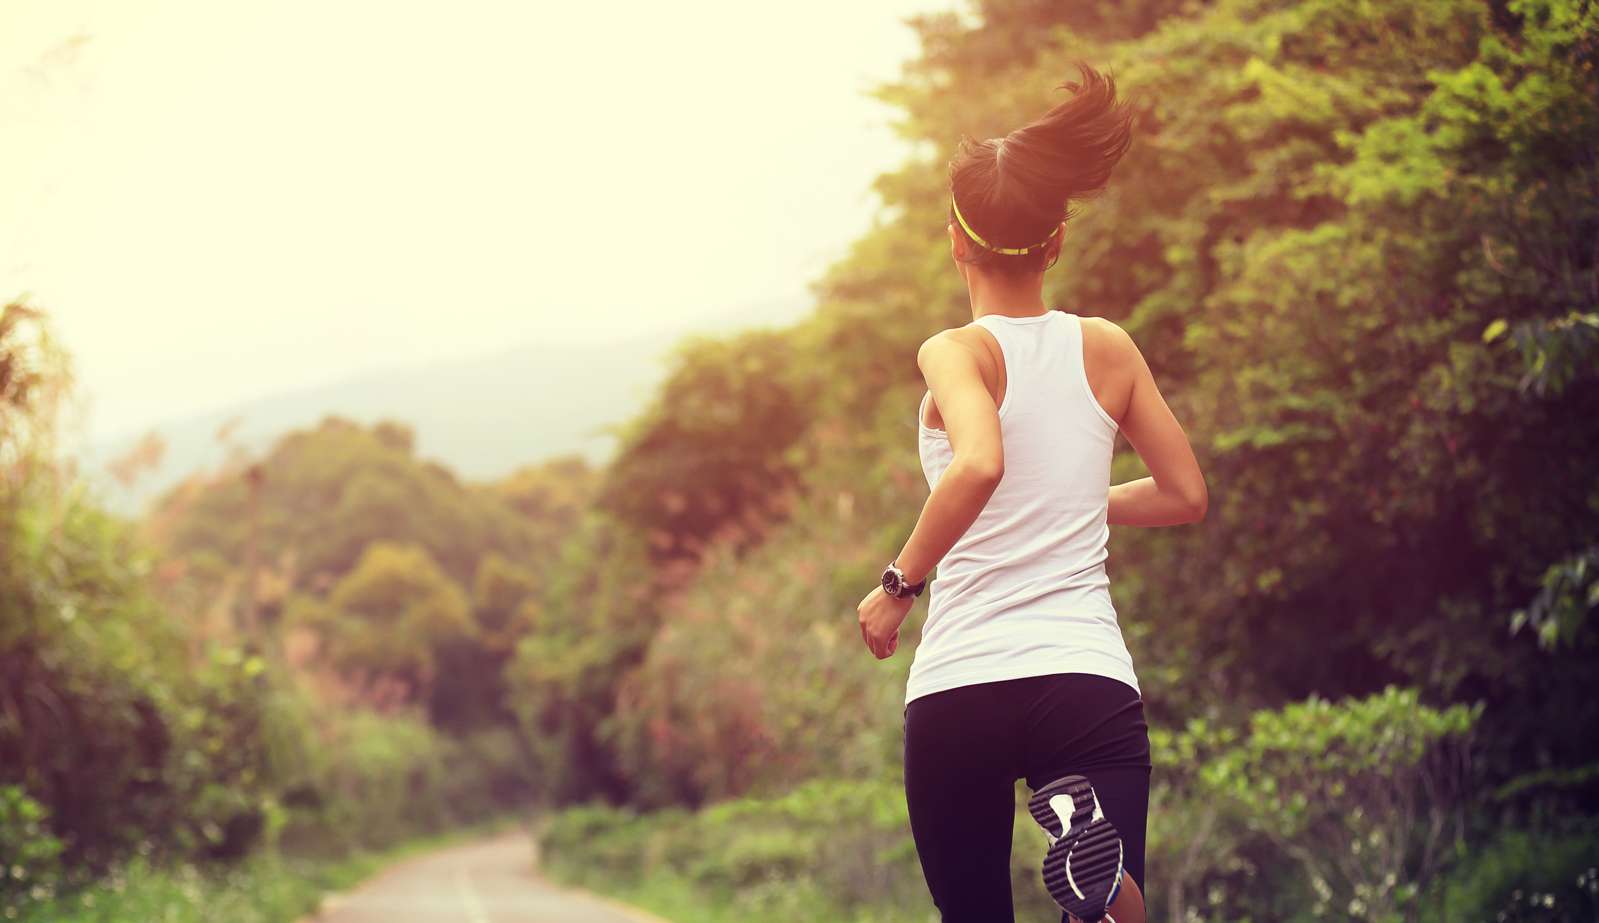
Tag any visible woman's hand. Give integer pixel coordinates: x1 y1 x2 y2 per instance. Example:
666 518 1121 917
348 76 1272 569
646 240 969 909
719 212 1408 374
857 585 915 659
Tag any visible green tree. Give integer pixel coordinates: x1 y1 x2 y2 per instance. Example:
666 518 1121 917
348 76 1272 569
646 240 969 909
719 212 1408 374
597 329 815 563
309 542 473 704
153 417 546 593
426 554 542 731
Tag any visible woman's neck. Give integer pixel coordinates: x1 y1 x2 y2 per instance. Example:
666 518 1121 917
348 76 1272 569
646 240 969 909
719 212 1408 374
964 268 1048 320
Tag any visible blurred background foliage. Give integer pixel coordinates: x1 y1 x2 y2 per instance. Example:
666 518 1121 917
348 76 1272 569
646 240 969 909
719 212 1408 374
3 0 1598 919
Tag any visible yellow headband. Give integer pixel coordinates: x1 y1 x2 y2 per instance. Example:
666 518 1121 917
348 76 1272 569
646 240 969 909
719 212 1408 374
950 197 1062 256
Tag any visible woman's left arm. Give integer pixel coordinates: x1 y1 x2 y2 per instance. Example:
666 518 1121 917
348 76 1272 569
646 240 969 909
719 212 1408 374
857 330 1005 659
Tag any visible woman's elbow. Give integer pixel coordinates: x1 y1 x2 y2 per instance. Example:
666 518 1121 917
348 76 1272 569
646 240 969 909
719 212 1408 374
1182 481 1209 523
956 453 1005 488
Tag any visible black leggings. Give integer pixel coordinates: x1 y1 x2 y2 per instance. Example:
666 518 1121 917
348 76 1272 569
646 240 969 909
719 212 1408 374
903 672 1152 923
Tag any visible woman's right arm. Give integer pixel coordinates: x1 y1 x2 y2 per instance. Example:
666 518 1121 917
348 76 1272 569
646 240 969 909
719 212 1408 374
1103 320 1208 526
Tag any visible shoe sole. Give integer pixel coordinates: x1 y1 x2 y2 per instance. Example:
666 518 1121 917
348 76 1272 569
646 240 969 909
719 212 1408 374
1027 774 1099 845
1043 817 1124 922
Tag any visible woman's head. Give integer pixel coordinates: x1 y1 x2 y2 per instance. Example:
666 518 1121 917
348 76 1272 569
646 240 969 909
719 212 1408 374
948 63 1134 275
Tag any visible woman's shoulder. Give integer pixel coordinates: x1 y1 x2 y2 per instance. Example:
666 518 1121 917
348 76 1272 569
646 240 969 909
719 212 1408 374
1077 312 1129 341
917 322 1000 365
927 319 991 342
1077 314 1142 423
1078 314 1138 367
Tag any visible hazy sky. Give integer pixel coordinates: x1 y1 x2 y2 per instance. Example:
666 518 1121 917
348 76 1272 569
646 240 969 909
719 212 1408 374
2 0 956 440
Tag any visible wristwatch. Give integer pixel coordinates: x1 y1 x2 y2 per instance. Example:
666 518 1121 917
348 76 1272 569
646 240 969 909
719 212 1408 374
881 561 927 599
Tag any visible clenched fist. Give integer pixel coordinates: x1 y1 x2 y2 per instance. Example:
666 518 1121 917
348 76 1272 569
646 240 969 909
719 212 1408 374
857 585 916 659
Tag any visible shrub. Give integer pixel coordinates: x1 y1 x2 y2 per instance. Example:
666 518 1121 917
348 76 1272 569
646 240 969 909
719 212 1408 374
1418 826 1599 922
0 786 64 915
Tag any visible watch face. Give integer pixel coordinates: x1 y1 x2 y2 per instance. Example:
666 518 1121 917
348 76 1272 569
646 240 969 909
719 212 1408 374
882 567 901 596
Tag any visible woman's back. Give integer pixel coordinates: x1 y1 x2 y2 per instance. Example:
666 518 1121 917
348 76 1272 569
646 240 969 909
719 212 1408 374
906 309 1137 706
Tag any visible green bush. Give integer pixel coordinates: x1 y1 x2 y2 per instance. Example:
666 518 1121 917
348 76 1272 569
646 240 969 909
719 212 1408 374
538 777 934 921
0 486 295 871
277 712 529 858
1142 688 1481 922
0 786 64 916
1213 687 1479 921
14 853 322 923
1419 826 1599 923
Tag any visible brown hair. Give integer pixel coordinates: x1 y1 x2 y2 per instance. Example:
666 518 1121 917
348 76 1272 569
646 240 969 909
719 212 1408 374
948 63 1134 274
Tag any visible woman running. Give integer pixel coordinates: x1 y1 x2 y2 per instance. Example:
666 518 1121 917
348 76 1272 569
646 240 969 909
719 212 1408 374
856 64 1207 923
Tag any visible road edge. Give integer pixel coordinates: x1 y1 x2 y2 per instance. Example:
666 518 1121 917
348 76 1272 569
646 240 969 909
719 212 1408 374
534 878 676 923
527 829 675 923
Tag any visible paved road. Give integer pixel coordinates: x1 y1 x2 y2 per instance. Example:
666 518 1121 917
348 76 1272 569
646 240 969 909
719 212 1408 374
302 830 667 923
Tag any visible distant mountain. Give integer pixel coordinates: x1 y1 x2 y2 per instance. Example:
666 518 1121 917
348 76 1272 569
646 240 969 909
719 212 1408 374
83 298 812 515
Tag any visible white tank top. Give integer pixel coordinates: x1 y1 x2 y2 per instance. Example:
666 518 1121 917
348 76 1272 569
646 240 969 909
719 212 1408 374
905 310 1140 706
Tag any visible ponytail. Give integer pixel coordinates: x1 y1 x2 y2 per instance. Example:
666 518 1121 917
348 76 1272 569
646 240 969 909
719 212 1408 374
949 63 1134 273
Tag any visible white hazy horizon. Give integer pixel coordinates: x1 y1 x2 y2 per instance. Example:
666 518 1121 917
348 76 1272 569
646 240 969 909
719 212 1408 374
2 0 959 444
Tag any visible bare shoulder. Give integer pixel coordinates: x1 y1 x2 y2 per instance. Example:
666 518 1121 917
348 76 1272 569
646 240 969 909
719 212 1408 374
917 325 989 369
1080 314 1143 368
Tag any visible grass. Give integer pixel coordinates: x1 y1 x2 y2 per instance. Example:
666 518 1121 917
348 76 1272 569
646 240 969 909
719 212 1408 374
543 873 935 923
14 818 522 923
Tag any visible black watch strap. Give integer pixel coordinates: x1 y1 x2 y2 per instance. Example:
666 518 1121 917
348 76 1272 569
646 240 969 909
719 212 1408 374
884 562 927 598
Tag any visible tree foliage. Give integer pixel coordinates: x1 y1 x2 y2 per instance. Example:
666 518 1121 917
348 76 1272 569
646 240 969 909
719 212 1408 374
152 417 549 594
597 329 815 563
302 542 473 702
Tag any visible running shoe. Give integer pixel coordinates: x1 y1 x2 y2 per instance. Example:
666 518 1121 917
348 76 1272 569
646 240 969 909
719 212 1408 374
1028 774 1125 922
